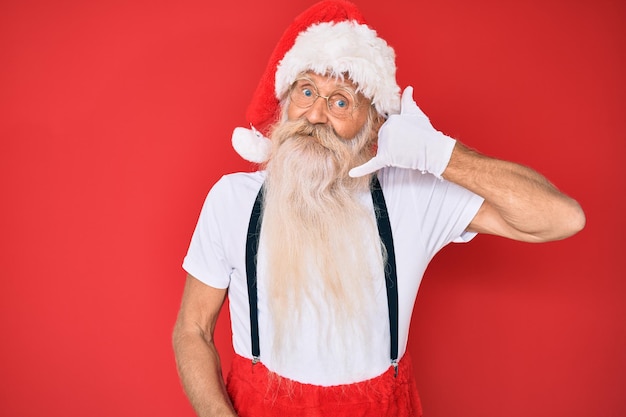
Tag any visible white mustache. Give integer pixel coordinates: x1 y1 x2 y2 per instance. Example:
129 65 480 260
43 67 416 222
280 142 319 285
285 119 337 141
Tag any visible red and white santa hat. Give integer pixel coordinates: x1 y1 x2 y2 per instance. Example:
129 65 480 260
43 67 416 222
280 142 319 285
232 0 401 163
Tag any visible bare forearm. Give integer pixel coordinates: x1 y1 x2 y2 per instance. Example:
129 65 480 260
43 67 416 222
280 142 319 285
443 142 585 242
173 328 237 417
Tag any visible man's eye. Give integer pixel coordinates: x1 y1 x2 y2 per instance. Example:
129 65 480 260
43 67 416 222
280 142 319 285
303 88 313 97
332 94 350 109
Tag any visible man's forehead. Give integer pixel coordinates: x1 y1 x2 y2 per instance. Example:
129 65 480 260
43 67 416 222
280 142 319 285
301 71 359 91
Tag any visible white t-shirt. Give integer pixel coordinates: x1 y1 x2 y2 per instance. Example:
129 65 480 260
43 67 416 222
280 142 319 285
183 167 484 386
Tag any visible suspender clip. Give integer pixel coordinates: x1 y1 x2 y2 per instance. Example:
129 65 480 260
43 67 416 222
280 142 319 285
392 359 399 378
252 356 260 365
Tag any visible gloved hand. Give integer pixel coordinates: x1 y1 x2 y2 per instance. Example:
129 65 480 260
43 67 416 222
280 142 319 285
349 86 457 179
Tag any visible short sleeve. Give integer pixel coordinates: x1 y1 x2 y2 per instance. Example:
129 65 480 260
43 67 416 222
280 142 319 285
183 178 233 289
378 168 484 258
182 172 265 289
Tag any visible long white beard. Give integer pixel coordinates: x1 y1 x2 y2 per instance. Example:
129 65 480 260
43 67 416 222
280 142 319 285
260 117 385 372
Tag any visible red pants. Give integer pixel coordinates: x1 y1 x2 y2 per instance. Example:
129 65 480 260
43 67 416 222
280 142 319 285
226 354 423 417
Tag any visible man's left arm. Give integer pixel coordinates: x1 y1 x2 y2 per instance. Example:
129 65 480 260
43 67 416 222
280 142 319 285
349 86 585 243
443 142 585 242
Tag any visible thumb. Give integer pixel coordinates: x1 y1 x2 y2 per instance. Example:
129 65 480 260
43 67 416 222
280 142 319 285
348 156 385 178
400 86 429 121
400 86 419 115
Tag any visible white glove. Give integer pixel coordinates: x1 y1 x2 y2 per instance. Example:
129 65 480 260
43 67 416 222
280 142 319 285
349 86 456 179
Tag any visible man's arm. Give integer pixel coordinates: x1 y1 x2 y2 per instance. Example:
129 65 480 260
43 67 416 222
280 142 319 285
172 274 238 417
444 142 585 242
349 86 585 242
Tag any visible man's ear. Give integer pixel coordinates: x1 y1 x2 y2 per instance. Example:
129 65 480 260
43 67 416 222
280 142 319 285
374 113 386 131
365 111 385 153
371 109 386 137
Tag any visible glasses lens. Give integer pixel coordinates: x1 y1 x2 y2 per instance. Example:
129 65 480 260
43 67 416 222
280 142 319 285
290 80 317 108
327 91 355 119
289 79 358 119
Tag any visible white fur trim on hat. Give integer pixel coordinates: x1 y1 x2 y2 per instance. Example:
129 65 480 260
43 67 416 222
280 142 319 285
275 20 401 117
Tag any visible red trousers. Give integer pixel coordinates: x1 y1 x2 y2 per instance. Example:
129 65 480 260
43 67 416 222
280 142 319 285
226 354 423 417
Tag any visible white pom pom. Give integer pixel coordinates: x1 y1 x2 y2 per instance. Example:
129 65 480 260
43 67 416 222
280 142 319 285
231 126 271 163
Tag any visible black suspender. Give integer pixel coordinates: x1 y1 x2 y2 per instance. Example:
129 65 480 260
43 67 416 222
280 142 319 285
245 185 264 363
244 176 399 374
371 176 400 375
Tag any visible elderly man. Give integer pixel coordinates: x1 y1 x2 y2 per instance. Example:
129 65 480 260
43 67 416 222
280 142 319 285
172 1 585 416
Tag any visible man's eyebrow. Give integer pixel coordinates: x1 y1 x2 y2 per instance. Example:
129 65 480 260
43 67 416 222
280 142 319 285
295 75 359 96
320 79 358 96
331 77 357 90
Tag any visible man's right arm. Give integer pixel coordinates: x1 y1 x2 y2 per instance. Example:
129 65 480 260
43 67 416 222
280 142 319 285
172 274 238 417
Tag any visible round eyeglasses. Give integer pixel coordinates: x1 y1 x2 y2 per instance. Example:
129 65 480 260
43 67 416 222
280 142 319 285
289 78 360 119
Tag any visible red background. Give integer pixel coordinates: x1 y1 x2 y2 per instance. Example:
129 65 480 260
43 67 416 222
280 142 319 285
1 0 624 416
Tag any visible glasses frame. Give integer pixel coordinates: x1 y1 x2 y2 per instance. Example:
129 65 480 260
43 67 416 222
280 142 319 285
289 77 362 119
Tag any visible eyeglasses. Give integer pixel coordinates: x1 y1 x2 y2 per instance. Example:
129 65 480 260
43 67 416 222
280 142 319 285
289 77 360 119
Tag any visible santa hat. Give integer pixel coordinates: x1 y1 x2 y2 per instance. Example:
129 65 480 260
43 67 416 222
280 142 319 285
232 0 401 163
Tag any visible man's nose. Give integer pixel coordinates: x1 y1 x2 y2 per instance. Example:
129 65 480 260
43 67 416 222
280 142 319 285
304 96 329 125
